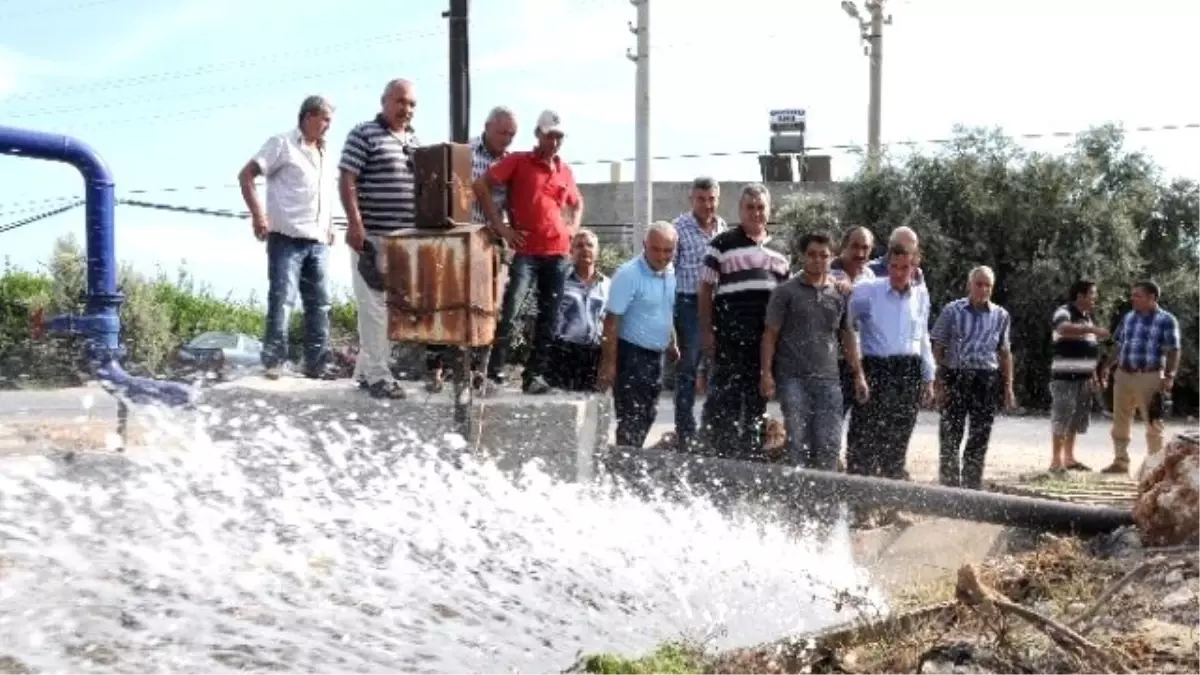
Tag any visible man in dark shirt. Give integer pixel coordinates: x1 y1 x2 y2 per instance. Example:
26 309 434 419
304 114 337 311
1048 279 1106 472
697 184 791 460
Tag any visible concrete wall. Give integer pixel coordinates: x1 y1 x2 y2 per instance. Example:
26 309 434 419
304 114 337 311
578 180 840 227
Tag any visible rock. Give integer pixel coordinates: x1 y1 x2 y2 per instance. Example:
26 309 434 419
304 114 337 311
1161 587 1197 610
1165 569 1185 585
1132 432 1200 546
917 642 1006 674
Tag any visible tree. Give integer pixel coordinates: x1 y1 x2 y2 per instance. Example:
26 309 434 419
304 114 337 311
777 125 1199 411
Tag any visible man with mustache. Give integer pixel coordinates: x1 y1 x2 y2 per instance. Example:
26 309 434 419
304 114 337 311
339 78 419 400
831 226 877 419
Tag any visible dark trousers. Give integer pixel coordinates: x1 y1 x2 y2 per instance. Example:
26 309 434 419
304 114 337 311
845 355 922 479
487 254 571 384
939 369 999 489
263 232 330 373
672 294 702 448
701 337 767 461
614 340 663 448
543 339 602 392
838 359 857 417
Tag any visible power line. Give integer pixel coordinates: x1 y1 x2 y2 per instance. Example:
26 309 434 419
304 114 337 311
3 120 1194 214
0 200 85 235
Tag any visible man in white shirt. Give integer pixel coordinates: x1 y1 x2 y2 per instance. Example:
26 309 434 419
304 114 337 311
237 95 337 380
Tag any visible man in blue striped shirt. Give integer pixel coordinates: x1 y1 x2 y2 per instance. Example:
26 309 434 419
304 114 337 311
338 78 420 400
846 243 936 480
930 266 1015 489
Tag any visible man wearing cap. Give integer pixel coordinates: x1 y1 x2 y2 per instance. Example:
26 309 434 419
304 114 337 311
474 109 584 394
237 95 338 381
338 78 420 400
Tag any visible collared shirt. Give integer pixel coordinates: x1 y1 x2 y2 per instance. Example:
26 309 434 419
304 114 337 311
849 278 936 382
1051 303 1100 381
486 150 582 256
765 275 851 380
251 128 336 242
930 297 1012 371
606 256 676 352
672 211 727 295
702 226 791 342
469 135 508 224
868 255 925 286
1114 308 1180 370
338 115 419 233
554 269 610 347
829 258 876 285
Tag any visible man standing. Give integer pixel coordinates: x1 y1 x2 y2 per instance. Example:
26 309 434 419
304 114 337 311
868 226 926 286
846 244 936 479
830 226 876 417
338 78 419 400
760 231 868 471
476 109 584 394
425 105 518 394
1048 279 1107 472
671 177 726 451
699 184 791 460
238 95 338 381
1099 280 1181 474
544 229 610 392
598 222 680 448
930 266 1016 489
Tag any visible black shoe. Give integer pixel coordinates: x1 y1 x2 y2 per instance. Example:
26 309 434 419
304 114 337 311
367 380 407 399
522 375 552 395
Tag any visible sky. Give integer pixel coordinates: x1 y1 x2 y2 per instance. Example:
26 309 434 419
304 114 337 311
1 0 1197 305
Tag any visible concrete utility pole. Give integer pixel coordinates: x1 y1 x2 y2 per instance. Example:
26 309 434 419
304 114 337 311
445 0 470 143
626 0 651 253
841 0 890 171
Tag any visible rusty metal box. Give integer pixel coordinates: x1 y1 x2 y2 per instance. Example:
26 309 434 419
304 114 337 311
411 142 474 229
384 224 501 347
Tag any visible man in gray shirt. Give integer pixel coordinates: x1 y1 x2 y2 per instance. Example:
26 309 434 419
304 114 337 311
760 231 868 470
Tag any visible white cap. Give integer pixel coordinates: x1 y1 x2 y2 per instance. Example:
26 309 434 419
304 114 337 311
536 109 564 136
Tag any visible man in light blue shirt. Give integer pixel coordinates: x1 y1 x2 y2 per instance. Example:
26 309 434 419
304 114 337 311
846 243 936 481
597 222 680 448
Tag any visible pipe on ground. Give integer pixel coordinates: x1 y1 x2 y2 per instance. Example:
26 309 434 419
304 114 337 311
0 126 194 407
600 446 1135 536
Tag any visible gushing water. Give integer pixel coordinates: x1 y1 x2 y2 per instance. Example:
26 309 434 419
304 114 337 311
0 401 881 673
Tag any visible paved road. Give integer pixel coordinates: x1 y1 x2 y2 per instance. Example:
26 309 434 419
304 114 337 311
0 385 1157 481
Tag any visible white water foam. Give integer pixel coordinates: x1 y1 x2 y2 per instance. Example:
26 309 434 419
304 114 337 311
0 404 883 673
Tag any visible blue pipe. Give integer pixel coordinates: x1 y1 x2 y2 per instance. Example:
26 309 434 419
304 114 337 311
0 126 194 407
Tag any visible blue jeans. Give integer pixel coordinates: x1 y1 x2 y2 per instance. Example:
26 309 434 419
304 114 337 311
487 253 571 384
777 376 844 470
673 294 701 447
263 232 330 373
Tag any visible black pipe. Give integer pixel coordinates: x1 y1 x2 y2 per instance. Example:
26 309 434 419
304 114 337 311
446 0 470 143
600 447 1135 536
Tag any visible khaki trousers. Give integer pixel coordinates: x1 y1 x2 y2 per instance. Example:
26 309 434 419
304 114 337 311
1110 369 1165 462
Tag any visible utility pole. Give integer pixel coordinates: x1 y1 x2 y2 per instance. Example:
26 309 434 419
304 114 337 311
445 0 470 143
841 0 890 171
626 0 651 253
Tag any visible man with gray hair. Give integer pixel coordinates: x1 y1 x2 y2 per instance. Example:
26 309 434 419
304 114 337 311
868 225 925 286
339 78 420 399
930 265 1016 489
237 94 337 381
426 105 518 394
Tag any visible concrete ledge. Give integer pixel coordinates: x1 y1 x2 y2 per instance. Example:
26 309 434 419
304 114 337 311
201 376 611 482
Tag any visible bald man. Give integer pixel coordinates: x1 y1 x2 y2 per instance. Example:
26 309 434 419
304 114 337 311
930 266 1016 489
868 226 925 286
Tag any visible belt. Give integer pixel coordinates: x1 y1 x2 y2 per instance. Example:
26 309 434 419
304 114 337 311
1118 365 1160 373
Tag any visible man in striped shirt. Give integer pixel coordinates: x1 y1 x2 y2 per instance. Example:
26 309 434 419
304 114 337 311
1098 280 1181 475
425 105 517 394
930 266 1015 489
338 78 420 400
1048 279 1106 472
698 184 791 460
670 177 726 452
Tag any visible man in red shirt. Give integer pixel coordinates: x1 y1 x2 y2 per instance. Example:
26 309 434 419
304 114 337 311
474 109 585 394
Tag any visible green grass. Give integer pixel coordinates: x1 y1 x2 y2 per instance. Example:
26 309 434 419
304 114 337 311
571 642 708 674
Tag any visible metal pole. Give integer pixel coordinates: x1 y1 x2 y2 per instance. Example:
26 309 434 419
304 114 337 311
627 0 651 253
446 0 470 144
866 0 884 171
